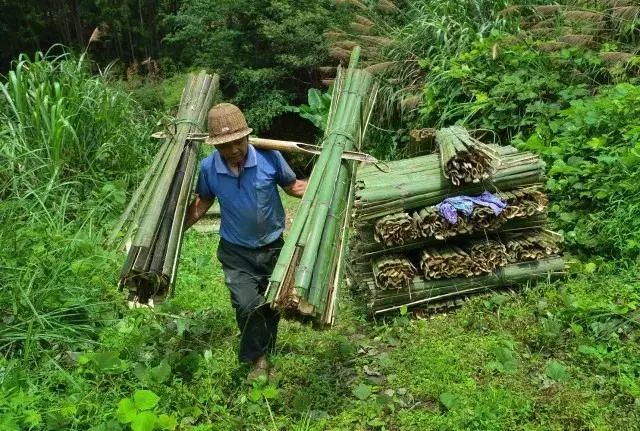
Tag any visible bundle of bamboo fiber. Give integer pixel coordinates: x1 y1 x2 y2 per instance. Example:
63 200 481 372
265 47 377 326
468 240 509 274
498 188 548 219
352 214 548 258
111 71 218 304
354 148 545 221
419 240 508 280
366 257 565 315
372 187 548 246
437 125 497 186
374 213 418 246
372 255 416 289
505 231 563 263
420 246 475 279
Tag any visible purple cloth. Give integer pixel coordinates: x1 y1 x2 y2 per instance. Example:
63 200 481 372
436 192 506 224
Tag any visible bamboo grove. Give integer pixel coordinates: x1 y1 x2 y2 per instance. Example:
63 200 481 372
349 126 565 315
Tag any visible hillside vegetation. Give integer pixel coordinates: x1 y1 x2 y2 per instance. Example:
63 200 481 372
1 1 640 430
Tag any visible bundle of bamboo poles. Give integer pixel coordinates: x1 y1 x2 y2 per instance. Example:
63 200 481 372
354 212 548 258
382 188 548 245
265 47 377 326
437 125 497 186
365 257 565 315
109 71 218 304
372 255 416 289
354 146 545 221
348 126 564 315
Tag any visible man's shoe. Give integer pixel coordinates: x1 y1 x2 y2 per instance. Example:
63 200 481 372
246 355 269 382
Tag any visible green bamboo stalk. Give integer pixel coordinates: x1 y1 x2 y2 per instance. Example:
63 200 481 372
307 160 350 308
106 136 173 246
370 257 565 313
294 69 372 294
268 48 363 296
134 72 213 248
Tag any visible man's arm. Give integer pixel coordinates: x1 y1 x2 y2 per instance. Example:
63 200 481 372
184 195 215 230
283 179 307 198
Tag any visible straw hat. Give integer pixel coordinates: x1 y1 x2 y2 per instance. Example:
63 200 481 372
205 103 253 146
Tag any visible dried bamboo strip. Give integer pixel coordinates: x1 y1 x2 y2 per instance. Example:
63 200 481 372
372 255 416 290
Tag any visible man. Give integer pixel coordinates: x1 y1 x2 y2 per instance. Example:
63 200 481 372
184 103 306 380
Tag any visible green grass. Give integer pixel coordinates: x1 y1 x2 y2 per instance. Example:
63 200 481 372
3 192 638 430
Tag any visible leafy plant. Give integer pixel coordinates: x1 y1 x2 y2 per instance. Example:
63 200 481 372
520 83 640 257
116 390 177 431
287 88 332 130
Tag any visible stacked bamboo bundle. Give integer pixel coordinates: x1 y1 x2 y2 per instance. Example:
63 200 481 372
354 145 545 221
265 47 377 326
505 231 563 263
437 126 497 185
109 72 218 305
349 127 564 314
364 257 565 315
373 255 416 289
374 187 549 246
374 213 418 246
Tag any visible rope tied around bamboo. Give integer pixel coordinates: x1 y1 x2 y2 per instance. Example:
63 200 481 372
437 125 496 186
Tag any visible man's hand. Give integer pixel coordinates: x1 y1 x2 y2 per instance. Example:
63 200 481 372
283 179 307 198
184 195 214 230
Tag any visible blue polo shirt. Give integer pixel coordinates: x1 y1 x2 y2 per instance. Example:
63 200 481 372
195 145 296 248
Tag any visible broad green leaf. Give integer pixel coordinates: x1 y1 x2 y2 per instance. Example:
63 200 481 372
262 386 279 400
133 390 160 410
131 411 156 431
439 392 458 410
91 352 122 371
546 361 569 381
150 360 171 384
352 383 372 400
248 388 262 402
584 262 596 273
156 414 177 431
134 363 147 383
307 88 322 110
116 398 137 424
493 346 518 373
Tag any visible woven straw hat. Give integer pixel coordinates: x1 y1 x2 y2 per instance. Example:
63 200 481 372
205 103 253 146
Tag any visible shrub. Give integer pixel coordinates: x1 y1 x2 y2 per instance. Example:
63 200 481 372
520 83 640 258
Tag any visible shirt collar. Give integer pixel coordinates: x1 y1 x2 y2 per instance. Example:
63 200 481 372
214 144 257 175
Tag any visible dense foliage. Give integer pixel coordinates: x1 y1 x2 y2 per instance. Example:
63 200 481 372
0 50 153 358
522 83 640 257
2 0 640 429
162 0 341 132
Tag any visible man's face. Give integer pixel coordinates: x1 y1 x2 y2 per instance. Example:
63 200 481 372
216 136 248 165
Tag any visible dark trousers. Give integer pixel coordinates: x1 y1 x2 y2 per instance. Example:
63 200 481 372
216 237 283 362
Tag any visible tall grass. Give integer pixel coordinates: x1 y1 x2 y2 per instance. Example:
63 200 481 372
0 47 155 358
370 0 521 121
